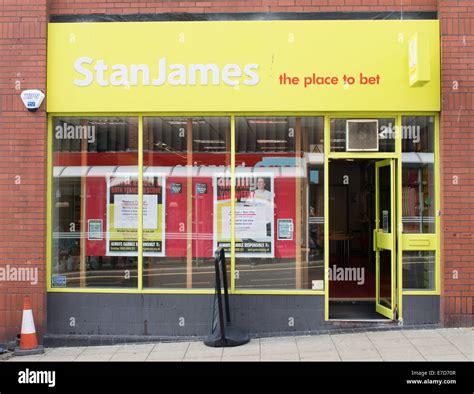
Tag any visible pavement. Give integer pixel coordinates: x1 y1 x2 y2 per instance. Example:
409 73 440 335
3 328 472 362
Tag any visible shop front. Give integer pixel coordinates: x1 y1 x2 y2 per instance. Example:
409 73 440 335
46 20 440 339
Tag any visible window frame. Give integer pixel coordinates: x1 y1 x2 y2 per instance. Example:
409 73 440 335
47 112 441 323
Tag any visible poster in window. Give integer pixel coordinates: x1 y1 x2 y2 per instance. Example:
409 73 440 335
106 175 166 256
213 173 274 258
87 219 103 240
277 219 293 240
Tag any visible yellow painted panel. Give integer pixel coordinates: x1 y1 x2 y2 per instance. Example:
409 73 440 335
401 234 437 250
409 33 431 87
376 231 394 250
47 21 440 113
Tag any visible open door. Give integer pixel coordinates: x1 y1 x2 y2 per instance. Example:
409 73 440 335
374 159 396 319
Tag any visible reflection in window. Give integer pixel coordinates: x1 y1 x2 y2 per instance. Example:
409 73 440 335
401 116 434 153
402 117 435 233
403 251 435 290
143 117 231 289
52 117 139 288
234 117 325 290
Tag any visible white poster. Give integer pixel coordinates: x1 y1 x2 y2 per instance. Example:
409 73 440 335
214 173 274 258
106 175 166 256
113 194 158 230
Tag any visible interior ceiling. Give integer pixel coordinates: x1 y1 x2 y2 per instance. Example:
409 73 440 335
54 117 323 153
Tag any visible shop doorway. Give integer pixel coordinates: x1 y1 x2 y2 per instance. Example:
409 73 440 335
328 159 397 321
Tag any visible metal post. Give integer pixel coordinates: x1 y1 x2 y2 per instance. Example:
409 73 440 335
214 251 226 344
219 248 231 324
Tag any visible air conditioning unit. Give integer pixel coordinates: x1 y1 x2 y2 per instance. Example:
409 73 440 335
346 120 379 151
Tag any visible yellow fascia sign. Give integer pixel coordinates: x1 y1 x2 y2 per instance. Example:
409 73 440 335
47 20 440 113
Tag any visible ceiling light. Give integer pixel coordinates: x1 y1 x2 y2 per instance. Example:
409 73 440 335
248 119 289 124
194 140 225 144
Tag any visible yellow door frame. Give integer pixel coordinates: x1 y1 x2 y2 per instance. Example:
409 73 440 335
374 159 396 319
324 115 401 321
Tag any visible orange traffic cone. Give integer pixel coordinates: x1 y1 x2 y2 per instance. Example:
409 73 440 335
14 296 44 356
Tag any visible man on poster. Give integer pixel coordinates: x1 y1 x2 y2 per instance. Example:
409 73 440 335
243 177 273 237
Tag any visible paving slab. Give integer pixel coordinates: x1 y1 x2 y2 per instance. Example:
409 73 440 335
40 355 79 362
154 342 190 352
298 345 338 356
296 335 334 350
184 342 223 359
115 344 156 353
221 355 260 362
260 340 298 355
423 353 469 362
414 344 466 357
402 329 444 339
184 356 222 362
146 342 190 361
80 345 121 355
408 336 452 348
366 330 406 340
299 351 341 361
331 333 374 349
222 342 260 357
75 354 113 362
9 355 46 362
339 351 383 361
146 351 187 361
380 353 426 361
370 337 415 349
109 353 149 362
45 347 86 356
260 352 300 361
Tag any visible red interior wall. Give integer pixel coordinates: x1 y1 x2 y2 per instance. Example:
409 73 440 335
84 174 297 259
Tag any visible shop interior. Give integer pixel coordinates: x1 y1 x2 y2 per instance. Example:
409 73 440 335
328 159 391 320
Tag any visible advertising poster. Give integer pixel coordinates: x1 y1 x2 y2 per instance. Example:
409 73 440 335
214 173 274 258
106 175 166 256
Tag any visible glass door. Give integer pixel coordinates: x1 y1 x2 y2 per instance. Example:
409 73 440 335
374 159 396 319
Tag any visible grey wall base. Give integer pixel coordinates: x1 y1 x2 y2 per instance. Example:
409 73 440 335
47 293 327 339
45 293 441 346
402 295 440 325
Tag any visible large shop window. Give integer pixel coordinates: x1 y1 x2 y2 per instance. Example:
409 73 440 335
51 116 325 291
143 117 231 289
52 117 139 288
233 117 325 290
401 116 437 291
401 116 435 234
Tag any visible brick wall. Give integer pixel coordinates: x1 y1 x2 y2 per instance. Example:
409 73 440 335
438 0 474 327
49 0 437 14
0 0 48 343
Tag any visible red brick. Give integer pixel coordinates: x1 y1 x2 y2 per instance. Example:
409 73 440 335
0 0 47 343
